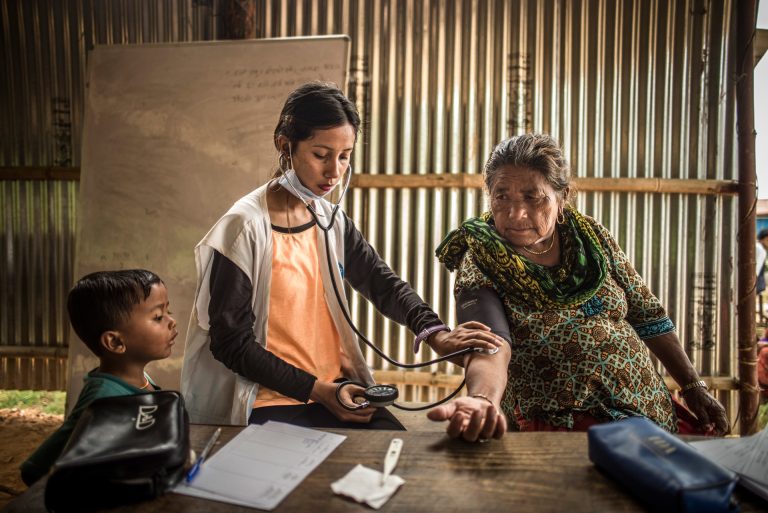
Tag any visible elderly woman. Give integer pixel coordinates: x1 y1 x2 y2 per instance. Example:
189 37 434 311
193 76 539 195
431 134 728 435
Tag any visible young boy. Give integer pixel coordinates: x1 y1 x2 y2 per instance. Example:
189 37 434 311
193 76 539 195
20 269 177 486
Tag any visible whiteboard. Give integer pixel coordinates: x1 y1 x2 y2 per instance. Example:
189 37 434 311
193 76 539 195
68 37 349 410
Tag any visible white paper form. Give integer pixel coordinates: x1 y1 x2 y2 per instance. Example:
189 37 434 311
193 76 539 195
174 421 346 510
691 426 768 500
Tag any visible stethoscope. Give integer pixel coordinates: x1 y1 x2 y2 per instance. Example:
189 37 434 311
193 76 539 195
279 164 497 412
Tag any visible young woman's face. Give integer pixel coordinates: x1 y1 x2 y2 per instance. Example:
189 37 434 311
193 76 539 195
489 165 562 250
280 124 356 197
117 283 178 362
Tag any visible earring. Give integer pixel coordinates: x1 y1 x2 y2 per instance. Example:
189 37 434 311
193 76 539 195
557 210 565 224
278 153 289 172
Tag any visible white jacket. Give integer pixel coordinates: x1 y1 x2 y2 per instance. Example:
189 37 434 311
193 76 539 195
181 182 374 425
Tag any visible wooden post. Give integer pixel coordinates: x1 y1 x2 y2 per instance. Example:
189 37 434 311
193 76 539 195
218 0 257 40
736 0 759 436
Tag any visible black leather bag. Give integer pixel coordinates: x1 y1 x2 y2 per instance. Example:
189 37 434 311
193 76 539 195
44 390 190 513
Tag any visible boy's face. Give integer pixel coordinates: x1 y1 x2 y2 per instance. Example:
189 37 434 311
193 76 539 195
116 283 178 362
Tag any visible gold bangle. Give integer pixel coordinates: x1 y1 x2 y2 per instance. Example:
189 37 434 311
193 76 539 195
681 380 707 393
470 393 495 407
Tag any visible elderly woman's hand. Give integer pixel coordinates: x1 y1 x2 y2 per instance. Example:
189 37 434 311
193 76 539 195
427 396 507 442
682 388 729 435
428 321 504 356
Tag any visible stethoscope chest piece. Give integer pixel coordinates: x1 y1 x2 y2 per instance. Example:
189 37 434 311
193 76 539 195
336 381 400 410
363 385 399 408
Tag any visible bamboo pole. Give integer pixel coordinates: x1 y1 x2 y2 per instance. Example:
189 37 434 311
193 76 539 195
0 166 79 181
0 167 740 196
0 346 69 358
372 370 740 392
372 370 464 388
352 173 484 189
736 0 759 436
349 174 738 195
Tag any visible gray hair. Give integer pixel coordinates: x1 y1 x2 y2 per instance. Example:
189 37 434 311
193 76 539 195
484 134 571 200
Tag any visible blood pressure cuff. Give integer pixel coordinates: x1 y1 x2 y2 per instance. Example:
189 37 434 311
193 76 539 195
588 417 739 513
456 287 511 343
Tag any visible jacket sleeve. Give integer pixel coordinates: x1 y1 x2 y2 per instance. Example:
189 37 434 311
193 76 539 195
342 212 442 334
207 250 317 402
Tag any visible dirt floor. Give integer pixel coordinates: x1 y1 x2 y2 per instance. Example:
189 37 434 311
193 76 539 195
0 408 63 509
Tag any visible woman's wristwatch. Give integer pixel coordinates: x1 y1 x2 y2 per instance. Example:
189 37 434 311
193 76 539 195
680 380 708 394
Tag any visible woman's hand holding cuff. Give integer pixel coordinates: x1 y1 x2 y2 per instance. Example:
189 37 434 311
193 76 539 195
309 380 376 423
423 321 504 357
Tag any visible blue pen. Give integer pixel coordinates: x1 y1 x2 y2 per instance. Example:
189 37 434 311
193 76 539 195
186 427 222 483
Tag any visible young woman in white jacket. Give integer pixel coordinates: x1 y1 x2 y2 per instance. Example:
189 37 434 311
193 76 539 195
182 82 505 440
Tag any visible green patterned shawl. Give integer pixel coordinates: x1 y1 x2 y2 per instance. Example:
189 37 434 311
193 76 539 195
436 207 608 310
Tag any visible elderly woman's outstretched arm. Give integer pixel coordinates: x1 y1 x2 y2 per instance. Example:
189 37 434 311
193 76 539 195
427 287 512 441
643 332 729 435
427 344 511 441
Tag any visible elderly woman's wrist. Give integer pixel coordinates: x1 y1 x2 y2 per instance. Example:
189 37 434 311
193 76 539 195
470 393 496 408
468 391 501 409
680 379 708 395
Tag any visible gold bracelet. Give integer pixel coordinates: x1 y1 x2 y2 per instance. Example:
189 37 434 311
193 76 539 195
681 380 707 394
470 393 495 407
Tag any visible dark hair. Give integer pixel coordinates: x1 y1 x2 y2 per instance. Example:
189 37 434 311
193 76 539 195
67 269 163 356
484 134 571 201
759 229 768 241
273 82 361 157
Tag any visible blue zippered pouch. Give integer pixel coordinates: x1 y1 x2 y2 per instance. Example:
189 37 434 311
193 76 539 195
588 417 739 513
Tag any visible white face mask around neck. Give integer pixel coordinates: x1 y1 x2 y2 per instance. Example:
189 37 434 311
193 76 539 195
277 168 331 202
276 143 338 202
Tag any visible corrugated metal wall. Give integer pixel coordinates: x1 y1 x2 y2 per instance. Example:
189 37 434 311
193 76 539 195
0 0 217 389
1 0 739 410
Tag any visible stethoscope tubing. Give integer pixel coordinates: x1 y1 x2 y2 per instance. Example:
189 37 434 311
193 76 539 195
314 203 482 368
280 169 480 409
309 200 479 410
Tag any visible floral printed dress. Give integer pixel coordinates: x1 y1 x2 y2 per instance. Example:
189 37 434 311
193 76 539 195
450 213 677 431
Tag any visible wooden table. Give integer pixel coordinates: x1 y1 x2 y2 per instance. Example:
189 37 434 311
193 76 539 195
3 411 766 513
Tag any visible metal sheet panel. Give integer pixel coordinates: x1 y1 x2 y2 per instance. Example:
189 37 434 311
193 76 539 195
242 0 739 407
0 0 216 390
1 1 739 409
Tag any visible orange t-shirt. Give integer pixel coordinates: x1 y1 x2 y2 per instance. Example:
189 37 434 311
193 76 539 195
254 226 344 407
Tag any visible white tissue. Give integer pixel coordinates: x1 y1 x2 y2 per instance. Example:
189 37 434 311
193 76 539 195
330 464 405 509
